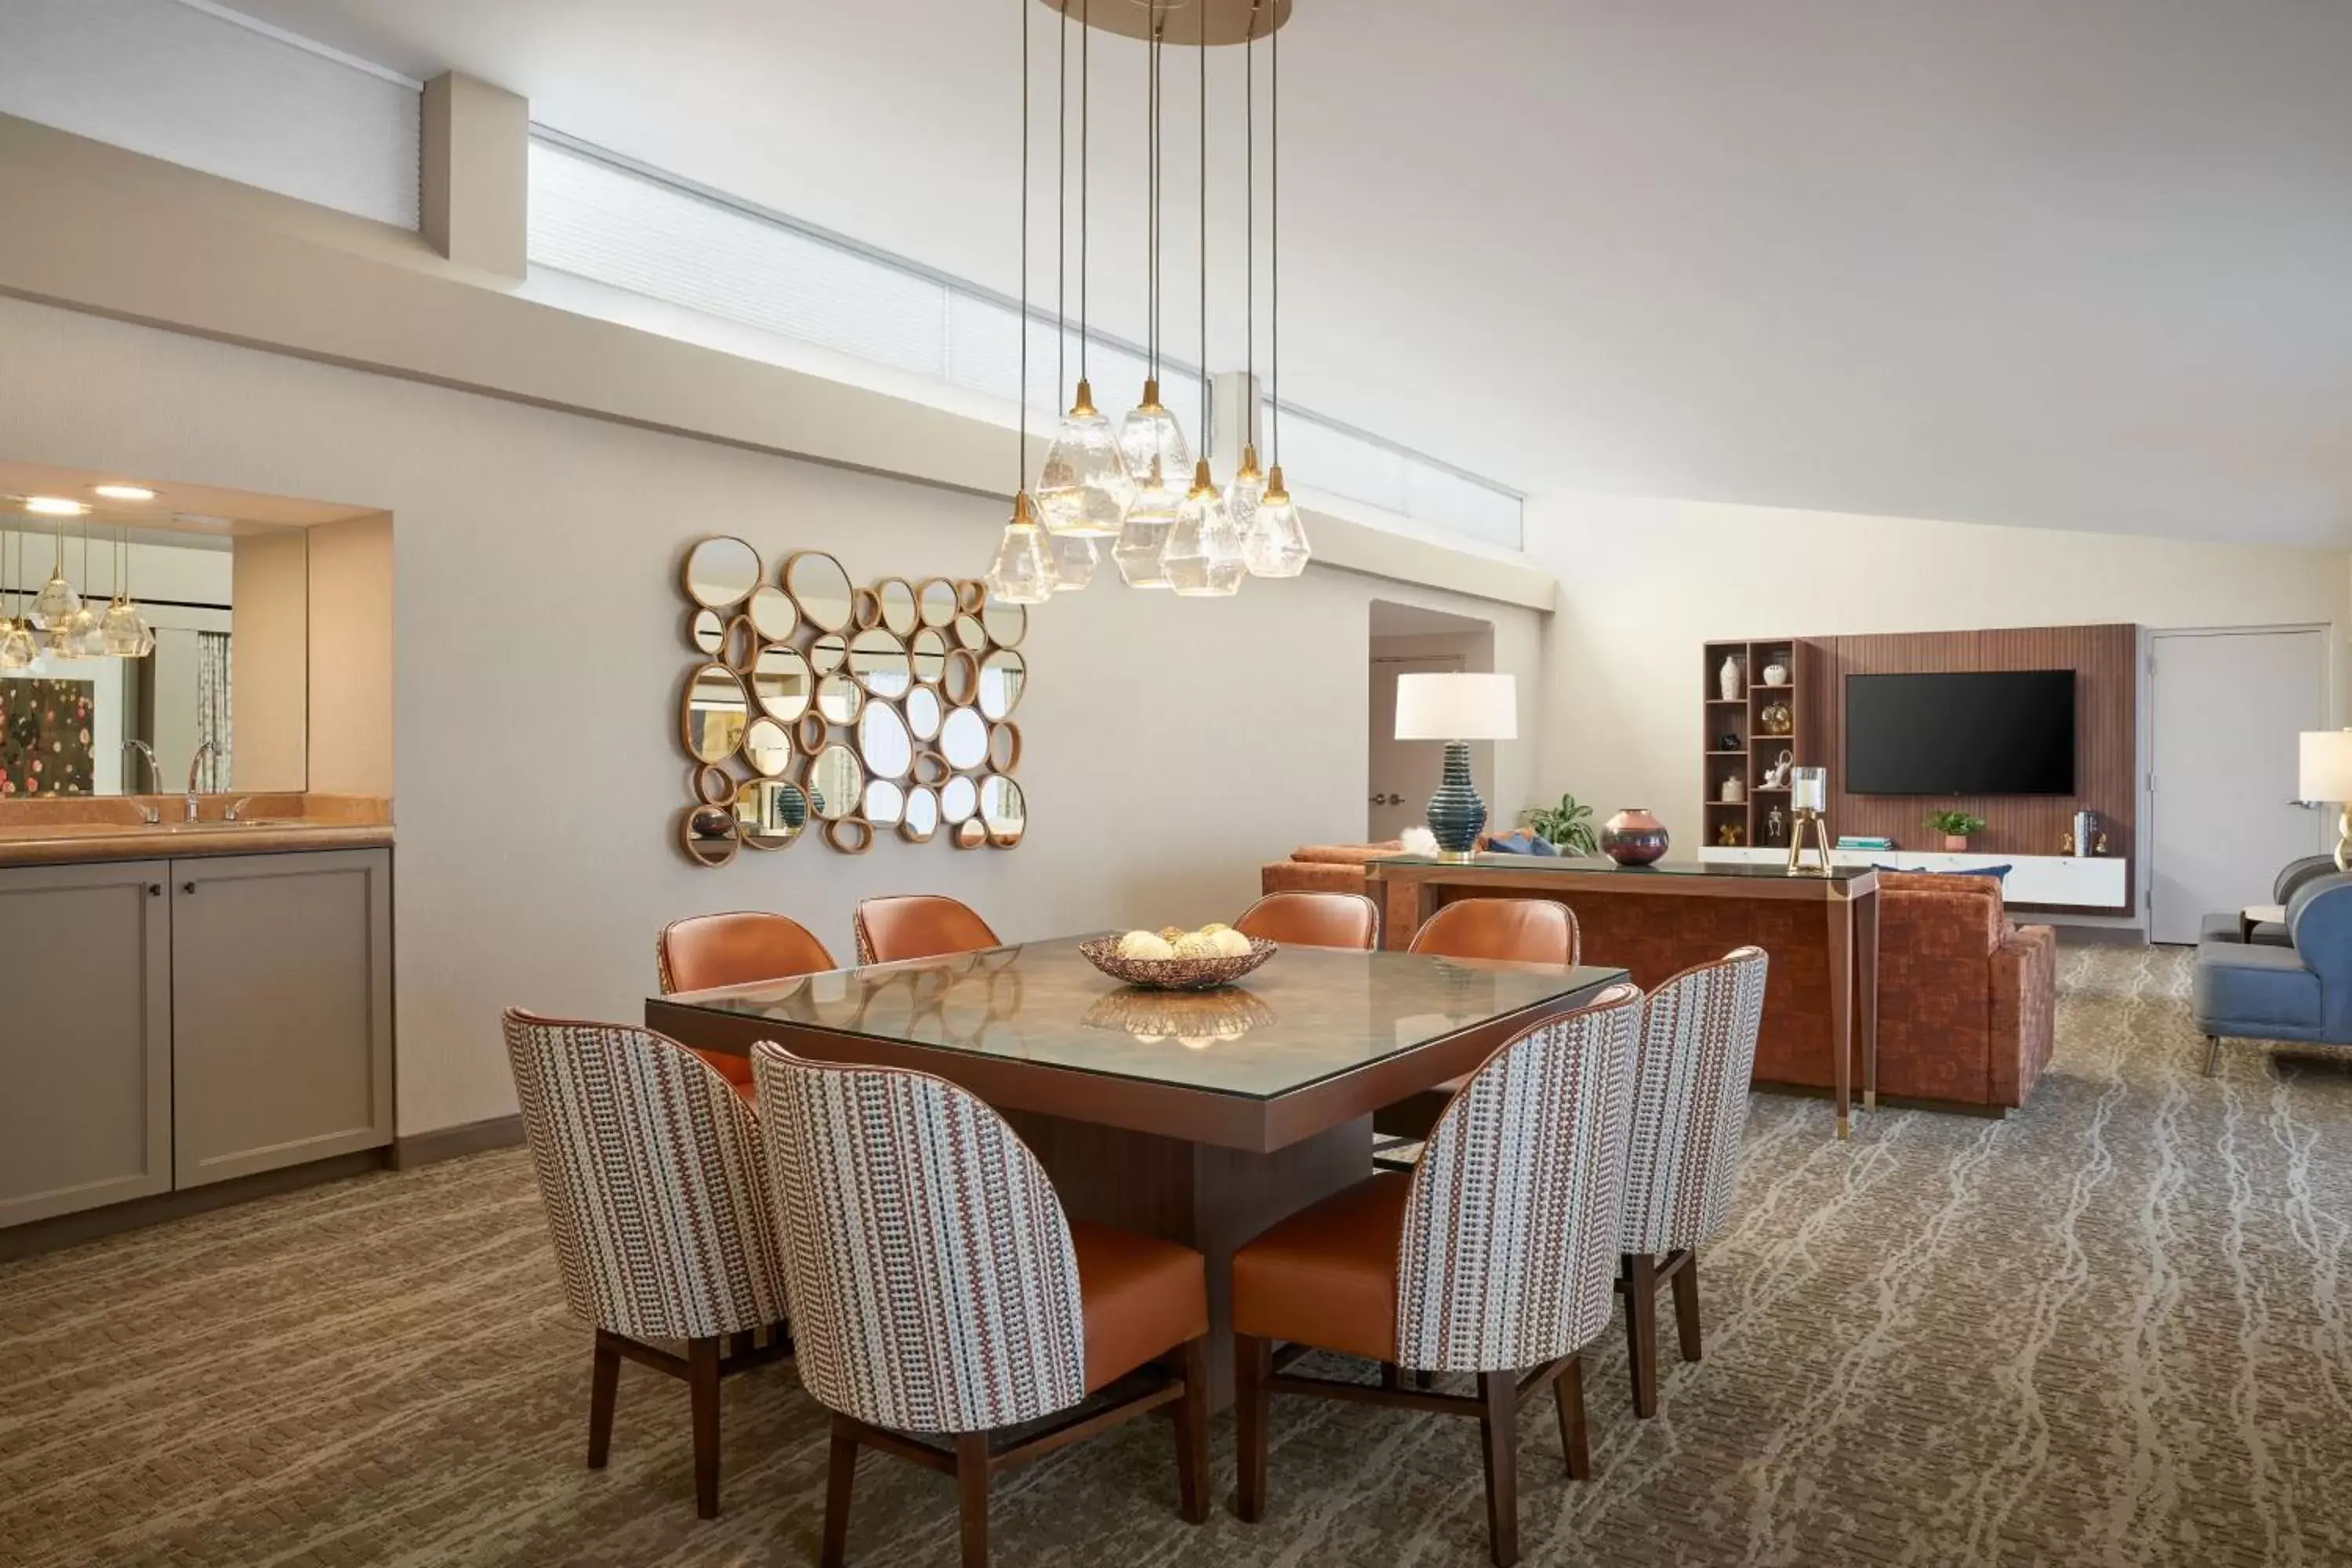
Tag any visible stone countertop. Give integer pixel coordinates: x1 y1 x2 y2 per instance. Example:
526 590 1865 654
0 794 394 867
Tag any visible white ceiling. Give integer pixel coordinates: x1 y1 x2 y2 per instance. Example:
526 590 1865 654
234 0 2352 546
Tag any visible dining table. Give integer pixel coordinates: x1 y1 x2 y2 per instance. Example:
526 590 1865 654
646 934 1629 1404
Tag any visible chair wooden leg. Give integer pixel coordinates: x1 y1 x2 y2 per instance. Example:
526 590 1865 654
1477 1369 1520 1568
955 1431 991 1568
821 1419 858 1568
1552 1354 1589 1480
688 1335 722 1519
1624 1252 1661 1418
1173 1335 1210 1524
1235 1333 1270 1523
586 1332 621 1470
1670 1251 1704 1364
2205 1034 2223 1076
1381 1363 1400 1391
1417 1369 1436 1390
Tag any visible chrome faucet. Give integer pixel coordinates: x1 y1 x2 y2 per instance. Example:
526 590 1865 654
121 741 163 823
185 739 221 822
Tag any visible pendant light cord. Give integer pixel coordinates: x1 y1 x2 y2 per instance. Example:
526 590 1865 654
1272 6 1281 468
1056 0 1068 405
1199 20 1208 446
1018 0 1030 493
1079 0 1091 383
1244 2 1256 417
1147 7 1161 380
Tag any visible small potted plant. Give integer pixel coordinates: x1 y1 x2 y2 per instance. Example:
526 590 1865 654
1924 808 1987 853
1522 792 1599 856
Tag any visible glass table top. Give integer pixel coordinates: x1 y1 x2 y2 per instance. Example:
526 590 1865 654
660 936 1626 1101
1372 854 1878 882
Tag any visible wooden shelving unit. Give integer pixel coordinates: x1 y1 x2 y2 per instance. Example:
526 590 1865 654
1699 639 1815 851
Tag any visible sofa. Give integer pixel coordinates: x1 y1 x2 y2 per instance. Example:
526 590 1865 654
1260 843 1424 949
2194 869 2352 1075
1870 872 2057 1111
2197 854 2338 947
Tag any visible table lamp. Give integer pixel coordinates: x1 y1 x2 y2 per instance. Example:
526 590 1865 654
1394 673 1516 862
1786 765 1833 875
2299 729 2352 870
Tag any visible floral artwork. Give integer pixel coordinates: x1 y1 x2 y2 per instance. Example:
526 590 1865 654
0 678 96 798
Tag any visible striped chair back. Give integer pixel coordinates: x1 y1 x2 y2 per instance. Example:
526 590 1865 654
1393 982 1642 1374
502 1010 789 1342
750 1041 1087 1434
1618 946 1769 1254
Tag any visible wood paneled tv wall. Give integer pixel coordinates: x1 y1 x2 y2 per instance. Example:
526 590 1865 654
1795 624 2136 909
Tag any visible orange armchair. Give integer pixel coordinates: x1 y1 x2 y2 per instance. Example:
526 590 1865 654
1874 873 2056 1111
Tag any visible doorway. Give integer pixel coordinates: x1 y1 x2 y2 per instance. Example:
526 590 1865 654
2147 626 2331 944
1369 601 1496 844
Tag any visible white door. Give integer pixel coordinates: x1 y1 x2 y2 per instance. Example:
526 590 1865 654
1369 654 1463 841
2149 628 2330 944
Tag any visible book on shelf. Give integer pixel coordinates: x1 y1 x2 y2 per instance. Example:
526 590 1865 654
1835 836 1896 850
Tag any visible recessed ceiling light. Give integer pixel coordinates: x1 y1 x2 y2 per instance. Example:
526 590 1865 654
93 484 157 502
24 496 89 516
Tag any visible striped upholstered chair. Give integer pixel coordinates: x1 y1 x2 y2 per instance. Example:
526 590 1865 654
1616 946 1769 1417
503 1010 793 1519
750 1041 1211 1568
655 911 838 1098
1230 982 1642 1568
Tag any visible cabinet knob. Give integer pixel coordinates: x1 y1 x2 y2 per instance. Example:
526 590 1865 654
147 883 162 896
181 882 196 895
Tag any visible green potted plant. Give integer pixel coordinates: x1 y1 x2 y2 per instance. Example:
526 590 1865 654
1924 808 1987 853
1522 792 1599 856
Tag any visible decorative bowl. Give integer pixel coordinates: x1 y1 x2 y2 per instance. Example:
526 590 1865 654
1079 935 1278 992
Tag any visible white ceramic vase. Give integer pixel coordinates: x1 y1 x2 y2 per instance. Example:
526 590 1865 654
1722 776 1746 804
1762 662 1790 686
1719 655 1743 702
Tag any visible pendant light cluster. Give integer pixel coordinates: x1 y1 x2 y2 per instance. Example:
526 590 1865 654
987 0 1310 604
0 503 158 672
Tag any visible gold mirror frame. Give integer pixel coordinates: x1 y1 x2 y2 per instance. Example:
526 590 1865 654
904 684 943 741
735 777 811 851
864 778 906 826
852 586 883 630
683 535 761 609
847 627 914 699
815 671 864 727
942 648 980 706
794 710 828 756
901 786 940 843
979 775 1027 848
953 818 987 850
940 772 979 825
988 720 1022 774
909 626 950 686
751 644 815 721
692 762 735 807
722 615 758 673
809 630 848 676
912 750 952 787
953 612 987 652
809 743 865 822
858 700 914 781
977 648 1027 720
682 662 750 764
981 599 1027 649
916 577 959 627
877 577 920 636
784 550 857 633
743 716 795 778
681 803 741 866
746 583 798 643
956 579 987 615
688 607 725 655
825 817 876 855
938 706 989 771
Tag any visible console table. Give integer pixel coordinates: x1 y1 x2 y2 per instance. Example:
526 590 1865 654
1697 845 2128 912
1366 855 1881 1138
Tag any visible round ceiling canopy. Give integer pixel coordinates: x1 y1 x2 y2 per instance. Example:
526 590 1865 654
1036 0 1292 47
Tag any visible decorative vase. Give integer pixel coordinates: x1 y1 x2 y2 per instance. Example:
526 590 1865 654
1424 740 1487 862
1762 661 1790 687
1718 655 1743 702
779 786 808 829
1601 808 1671 866
1944 833 1969 852
1722 776 1745 804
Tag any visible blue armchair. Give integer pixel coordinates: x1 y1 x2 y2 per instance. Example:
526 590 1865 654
2194 871 2352 1074
2198 854 2339 947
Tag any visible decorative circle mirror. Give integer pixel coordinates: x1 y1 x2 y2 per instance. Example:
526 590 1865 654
852 586 882 630
910 626 950 686
953 612 987 652
978 649 1027 720
722 615 758 673
794 710 828 755
943 648 980 706
938 706 989 771
912 750 952 787
751 644 814 721
863 779 906 826
826 817 876 855
954 818 987 849
681 804 739 866
816 671 863 726
956 579 986 614
941 773 979 824
682 663 750 764
988 720 1022 773
904 684 942 741
689 607 725 655
902 786 940 843
693 762 735 807
743 716 795 777
916 577 959 628
786 551 856 632
683 536 760 608
981 599 1027 649
809 631 848 676
809 744 864 822
877 578 919 636
746 583 797 643
858 700 913 780
735 778 810 849
980 775 1027 846
848 628 913 699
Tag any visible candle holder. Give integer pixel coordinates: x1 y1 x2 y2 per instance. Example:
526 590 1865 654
1786 765 1832 875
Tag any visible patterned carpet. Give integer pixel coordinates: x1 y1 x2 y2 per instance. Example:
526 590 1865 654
4 946 2350 1567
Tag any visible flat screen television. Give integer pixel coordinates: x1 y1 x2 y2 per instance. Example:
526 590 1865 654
1844 670 2075 796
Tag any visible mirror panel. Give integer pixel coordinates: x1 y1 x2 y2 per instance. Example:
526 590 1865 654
978 649 1027 720
903 684 942 741
746 583 797 642
736 778 810 848
852 586 882 630
751 644 814 720
988 720 1021 773
916 577 959 628
909 626 949 686
682 804 740 866
682 663 750 763
878 578 919 636
980 775 1027 845
809 630 848 676
912 750 952 786
858 700 913 780
902 786 940 842
816 671 863 726
786 551 855 632
743 716 795 777
794 710 827 755
941 773 978 824
689 607 724 655
981 599 1027 649
938 706 989 771
723 615 758 673
848 628 913 699
956 579 986 614
684 536 760 608
825 817 876 855
953 818 987 849
809 744 864 821
953 612 987 652
864 778 906 826
943 649 979 706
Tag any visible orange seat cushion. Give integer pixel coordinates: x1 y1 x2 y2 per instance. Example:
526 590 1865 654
1069 1221 1208 1392
691 1046 755 1092
1231 1173 1410 1363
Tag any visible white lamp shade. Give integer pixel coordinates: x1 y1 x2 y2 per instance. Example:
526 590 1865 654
1395 673 1517 741
2300 730 2352 802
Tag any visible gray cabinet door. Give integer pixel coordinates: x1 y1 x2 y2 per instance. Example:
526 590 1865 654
0 859 173 1227
172 848 394 1187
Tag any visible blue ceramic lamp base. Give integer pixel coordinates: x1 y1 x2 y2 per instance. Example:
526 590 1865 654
1425 739 1487 862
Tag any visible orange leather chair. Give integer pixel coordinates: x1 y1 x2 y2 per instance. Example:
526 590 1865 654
1375 899 1584 1143
1233 891 1381 950
656 912 838 1098
1229 984 1643 1567
854 895 1003 965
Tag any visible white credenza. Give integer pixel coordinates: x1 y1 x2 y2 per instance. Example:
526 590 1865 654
1697 846 2130 912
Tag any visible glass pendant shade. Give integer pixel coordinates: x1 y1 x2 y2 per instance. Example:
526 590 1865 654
1112 455 1180 589
984 493 1058 604
100 598 151 657
1034 379 1134 539
1161 460 1247 598
1116 380 1192 497
64 604 106 659
30 572 80 630
1244 464 1312 578
1049 532 1098 593
0 619 35 672
1223 445 1267 540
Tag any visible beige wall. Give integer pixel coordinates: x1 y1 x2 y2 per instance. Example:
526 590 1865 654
0 296 1541 1135
1523 492 2351 848
306 514 394 797
227 529 308 791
